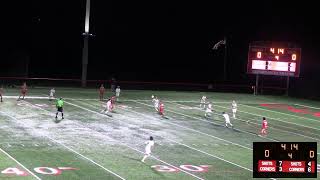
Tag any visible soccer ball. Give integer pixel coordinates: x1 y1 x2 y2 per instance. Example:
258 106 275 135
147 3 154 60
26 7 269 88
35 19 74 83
151 95 154 98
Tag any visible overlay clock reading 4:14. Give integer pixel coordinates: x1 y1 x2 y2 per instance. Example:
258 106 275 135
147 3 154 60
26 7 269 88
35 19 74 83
253 142 317 178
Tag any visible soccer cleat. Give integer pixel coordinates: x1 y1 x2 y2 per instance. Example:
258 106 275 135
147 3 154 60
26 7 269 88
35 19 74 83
62 117 64 120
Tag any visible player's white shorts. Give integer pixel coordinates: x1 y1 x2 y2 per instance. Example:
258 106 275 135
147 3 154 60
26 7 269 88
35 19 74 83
205 109 212 113
145 148 151 155
116 92 120 97
232 109 237 113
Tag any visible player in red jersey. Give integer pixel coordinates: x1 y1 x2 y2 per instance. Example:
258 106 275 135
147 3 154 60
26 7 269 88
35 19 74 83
101 96 116 115
99 84 105 101
159 101 165 117
18 82 28 101
260 117 268 136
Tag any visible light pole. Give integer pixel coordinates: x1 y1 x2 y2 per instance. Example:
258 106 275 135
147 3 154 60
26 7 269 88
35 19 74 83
81 0 91 87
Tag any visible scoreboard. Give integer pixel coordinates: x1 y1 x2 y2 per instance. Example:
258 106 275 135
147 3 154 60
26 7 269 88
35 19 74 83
253 142 317 178
247 42 301 77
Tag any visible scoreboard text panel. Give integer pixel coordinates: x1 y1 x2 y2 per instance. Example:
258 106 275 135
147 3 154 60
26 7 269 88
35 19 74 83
247 45 301 77
253 142 317 178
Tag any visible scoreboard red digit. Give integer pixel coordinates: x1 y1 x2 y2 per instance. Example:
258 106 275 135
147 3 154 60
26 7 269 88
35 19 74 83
247 42 301 77
253 142 317 178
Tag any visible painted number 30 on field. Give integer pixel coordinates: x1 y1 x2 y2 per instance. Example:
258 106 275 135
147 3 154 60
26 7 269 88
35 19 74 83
152 165 210 173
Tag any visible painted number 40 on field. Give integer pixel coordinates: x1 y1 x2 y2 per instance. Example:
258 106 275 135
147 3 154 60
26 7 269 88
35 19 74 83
1 167 77 176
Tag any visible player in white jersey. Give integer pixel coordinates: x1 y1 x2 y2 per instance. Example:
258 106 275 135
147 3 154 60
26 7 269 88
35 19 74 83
222 112 233 128
115 86 121 101
49 88 56 101
141 136 154 162
205 103 213 118
200 96 207 109
152 95 159 112
231 100 237 119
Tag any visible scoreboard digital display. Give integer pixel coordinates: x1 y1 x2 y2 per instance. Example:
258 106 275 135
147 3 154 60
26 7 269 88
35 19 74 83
247 42 301 77
253 142 317 178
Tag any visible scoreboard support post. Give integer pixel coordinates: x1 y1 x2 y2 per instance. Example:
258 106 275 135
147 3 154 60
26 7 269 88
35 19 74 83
286 75 290 96
255 74 259 95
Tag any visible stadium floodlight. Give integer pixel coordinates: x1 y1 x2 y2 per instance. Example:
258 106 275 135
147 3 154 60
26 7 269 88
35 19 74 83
212 37 228 81
212 39 226 50
81 0 91 87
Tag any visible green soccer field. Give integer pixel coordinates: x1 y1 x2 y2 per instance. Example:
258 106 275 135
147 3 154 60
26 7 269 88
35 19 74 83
0 87 319 180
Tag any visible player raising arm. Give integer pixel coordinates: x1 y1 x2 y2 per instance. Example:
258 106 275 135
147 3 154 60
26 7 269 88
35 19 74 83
99 84 105 101
141 136 155 162
222 112 233 128
231 100 237 119
17 82 28 101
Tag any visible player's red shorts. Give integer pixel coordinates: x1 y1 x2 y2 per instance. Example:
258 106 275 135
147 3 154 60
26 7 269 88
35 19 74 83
159 108 164 115
21 90 27 95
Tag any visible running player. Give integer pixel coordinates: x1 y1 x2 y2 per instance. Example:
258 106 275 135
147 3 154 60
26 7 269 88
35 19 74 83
99 84 105 101
200 96 207 109
231 100 237 119
152 95 159 112
18 82 28 101
260 117 268 136
205 103 213 118
115 86 121 101
159 101 164 117
222 112 233 128
0 86 3 102
49 88 56 101
141 136 155 162
55 98 64 120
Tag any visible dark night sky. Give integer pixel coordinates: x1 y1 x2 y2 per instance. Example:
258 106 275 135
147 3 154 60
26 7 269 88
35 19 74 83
2 0 320 84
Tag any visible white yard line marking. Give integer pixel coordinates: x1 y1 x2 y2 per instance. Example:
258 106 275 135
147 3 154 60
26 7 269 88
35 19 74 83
22 100 204 180
3 95 277 104
0 147 42 180
132 101 253 150
294 103 320 110
0 111 126 180
45 137 126 180
240 104 320 123
166 138 252 172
